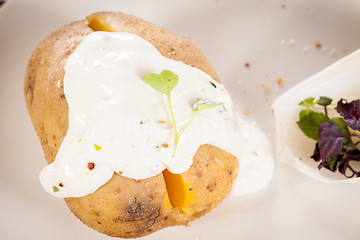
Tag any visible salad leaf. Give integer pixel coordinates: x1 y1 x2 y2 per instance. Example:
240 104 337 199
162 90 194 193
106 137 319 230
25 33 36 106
336 99 360 131
298 97 360 178
317 96 333 107
318 121 344 166
297 111 329 141
298 97 316 108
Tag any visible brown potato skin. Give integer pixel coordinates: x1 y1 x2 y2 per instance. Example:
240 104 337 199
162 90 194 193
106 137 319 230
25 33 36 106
24 11 237 238
183 144 238 220
66 173 186 238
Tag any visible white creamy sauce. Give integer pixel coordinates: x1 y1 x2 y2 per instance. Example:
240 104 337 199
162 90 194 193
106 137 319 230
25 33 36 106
39 32 274 198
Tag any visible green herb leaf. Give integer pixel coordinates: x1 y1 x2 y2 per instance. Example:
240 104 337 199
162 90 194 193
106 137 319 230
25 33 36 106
144 70 223 158
52 186 59 192
344 142 357 152
330 117 349 134
297 111 330 141
209 81 217 88
331 117 350 143
144 70 179 156
327 155 338 169
144 70 179 95
317 96 333 107
118 171 123 175
193 101 224 112
176 101 223 151
299 109 313 120
299 97 316 108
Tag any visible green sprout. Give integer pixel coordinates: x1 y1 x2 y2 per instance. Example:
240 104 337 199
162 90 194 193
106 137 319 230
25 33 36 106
178 100 223 141
144 70 179 150
144 70 223 157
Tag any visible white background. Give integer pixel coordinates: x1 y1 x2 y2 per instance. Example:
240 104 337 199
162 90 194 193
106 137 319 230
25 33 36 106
1 0 360 239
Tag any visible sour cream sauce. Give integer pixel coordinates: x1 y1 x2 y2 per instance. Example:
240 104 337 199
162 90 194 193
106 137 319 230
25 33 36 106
39 32 274 198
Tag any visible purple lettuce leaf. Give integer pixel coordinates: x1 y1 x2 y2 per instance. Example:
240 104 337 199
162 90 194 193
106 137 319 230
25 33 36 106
336 99 360 131
338 149 360 178
310 143 321 162
318 121 344 168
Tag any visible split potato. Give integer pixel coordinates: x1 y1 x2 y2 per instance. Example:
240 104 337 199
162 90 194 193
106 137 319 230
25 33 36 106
24 12 238 238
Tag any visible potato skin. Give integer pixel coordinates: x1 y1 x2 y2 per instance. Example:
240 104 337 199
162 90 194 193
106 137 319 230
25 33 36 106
24 11 237 238
183 144 238 220
65 173 186 238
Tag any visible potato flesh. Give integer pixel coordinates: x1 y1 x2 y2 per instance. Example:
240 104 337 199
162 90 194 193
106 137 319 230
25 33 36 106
86 14 196 215
86 15 116 32
162 169 195 214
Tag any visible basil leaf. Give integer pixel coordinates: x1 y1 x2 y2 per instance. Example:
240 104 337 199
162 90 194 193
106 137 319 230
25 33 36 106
318 121 344 164
299 97 316 108
336 99 360 131
331 117 351 144
327 154 339 170
317 96 333 106
297 112 329 141
299 109 313 120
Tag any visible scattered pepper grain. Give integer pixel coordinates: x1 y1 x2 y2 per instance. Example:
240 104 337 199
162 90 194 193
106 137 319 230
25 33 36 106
262 84 270 92
87 162 95 171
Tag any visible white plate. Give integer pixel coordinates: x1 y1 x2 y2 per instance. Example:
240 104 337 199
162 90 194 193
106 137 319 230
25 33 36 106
1 0 360 239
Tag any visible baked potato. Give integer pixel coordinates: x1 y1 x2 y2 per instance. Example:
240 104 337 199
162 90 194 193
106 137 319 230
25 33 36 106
24 11 238 238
